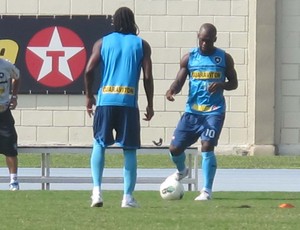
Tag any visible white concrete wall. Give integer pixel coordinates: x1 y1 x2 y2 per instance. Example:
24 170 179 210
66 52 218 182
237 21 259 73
276 0 300 155
1 0 267 154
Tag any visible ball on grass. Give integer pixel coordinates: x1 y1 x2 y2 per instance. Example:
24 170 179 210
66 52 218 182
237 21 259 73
159 178 184 200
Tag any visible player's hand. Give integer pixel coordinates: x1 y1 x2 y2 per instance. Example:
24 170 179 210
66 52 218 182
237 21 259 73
86 96 96 117
143 105 154 121
208 82 223 93
166 89 175 101
9 97 18 110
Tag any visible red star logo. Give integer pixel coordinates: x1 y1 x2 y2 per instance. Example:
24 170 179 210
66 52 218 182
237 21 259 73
25 26 86 87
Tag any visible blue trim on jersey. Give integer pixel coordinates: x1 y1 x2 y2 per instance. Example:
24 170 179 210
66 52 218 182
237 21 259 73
97 32 143 108
185 47 226 115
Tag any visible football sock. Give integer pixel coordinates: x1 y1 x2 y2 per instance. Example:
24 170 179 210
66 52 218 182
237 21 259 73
201 151 217 191
92 186 101 196
123 149 137 195
91 139 105 187
123 194 133 201
10 173 18 183
170 152 186 172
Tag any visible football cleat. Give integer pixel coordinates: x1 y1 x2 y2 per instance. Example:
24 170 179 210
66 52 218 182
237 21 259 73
9 182 19 191
167 168 189 181
194 190 211 201
90 194 103 207
121 197 139 208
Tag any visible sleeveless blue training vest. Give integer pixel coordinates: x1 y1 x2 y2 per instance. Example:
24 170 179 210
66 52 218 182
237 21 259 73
97 32 143 108
185 47 226 115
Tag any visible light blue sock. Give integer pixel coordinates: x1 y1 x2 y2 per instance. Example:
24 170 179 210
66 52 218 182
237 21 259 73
123 150 137 195
170 152 186 172
201 151 217 191
90 139 105 187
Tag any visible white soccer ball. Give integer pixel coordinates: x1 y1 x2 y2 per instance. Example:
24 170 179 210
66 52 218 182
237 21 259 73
160 178 184 200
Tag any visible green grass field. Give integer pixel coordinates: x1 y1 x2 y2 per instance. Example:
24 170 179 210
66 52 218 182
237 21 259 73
0 154 299 229
0 153 299 169
0 191 299 230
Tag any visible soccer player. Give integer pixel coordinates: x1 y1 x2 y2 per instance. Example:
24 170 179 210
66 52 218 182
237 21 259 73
84 7 154 208
166 23 238 200
0 58 21 191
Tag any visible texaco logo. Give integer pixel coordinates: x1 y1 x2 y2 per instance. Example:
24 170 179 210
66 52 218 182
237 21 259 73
25 26 86 87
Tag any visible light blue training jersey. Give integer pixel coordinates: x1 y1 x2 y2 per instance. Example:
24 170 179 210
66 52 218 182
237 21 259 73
97 32 143 108
185 47 227 115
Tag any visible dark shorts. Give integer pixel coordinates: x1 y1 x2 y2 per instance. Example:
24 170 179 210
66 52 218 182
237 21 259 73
171 112 225 149
0 109 18 156
93 106 141 149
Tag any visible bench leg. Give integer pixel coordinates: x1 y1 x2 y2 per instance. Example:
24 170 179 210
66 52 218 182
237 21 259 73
41 153 51 190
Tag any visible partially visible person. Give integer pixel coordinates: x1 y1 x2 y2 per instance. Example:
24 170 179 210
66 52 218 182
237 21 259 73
84 7 154 208
165 23 238 200
0 58 21 191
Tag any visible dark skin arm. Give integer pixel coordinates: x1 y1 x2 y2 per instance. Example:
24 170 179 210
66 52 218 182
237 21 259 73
207 53 238 93
84 39 101 117
9 73 20 110
141 40 154 121
166 53 189 101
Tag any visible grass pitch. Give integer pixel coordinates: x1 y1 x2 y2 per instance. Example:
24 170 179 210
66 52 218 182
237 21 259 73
0 153 299 229
3 153 299 169
1 191 299 230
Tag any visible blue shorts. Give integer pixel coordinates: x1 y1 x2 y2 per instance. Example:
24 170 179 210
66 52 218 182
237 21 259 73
93 106 141 149
171 112 225 149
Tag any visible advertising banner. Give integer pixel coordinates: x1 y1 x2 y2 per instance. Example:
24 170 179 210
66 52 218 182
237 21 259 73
0 15 113 94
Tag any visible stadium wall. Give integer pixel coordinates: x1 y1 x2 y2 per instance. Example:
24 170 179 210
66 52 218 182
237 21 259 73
1 0 298 155
276 0 300 155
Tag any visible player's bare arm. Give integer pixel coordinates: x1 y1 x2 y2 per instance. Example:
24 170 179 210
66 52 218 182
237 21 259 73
208 53 238 93
84 39 101 117
166 53 189 101
223 53 238 90
9 76 20 110
142 40 154 121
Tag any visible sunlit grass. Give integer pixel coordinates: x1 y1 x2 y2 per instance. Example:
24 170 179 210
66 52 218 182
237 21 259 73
1 153 298 169
0 191 299 230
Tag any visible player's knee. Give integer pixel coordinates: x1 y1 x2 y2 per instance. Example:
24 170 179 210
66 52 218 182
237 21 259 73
201 141 214 152
169 145 184 156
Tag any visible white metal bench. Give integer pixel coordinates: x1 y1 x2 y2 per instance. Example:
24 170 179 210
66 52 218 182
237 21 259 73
0 146 199 191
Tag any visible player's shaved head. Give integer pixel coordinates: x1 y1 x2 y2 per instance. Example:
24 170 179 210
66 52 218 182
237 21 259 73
199 23 217 38
197 23 217 54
